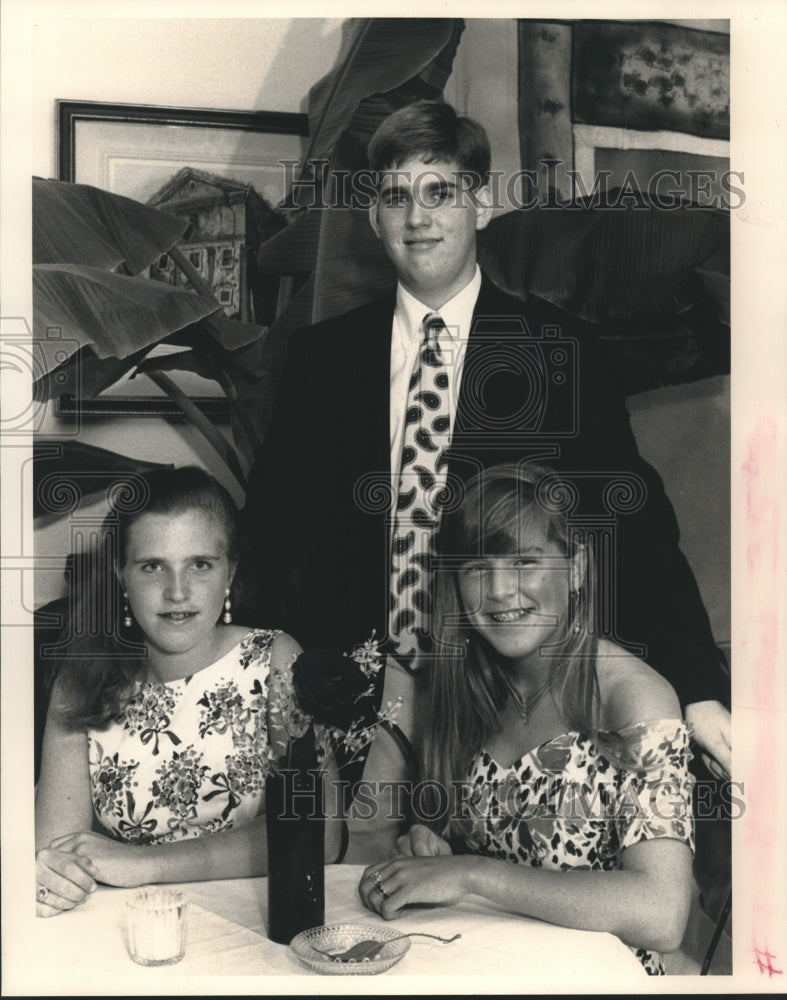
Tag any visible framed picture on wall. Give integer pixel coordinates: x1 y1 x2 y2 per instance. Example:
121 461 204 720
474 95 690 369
58 100 308 209
53 100 309 416
571 123 732 206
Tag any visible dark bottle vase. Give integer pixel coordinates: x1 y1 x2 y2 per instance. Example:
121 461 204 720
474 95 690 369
265 767 325 944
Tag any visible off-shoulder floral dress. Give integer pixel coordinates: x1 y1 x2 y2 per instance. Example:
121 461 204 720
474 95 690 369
87 629 276 844
457 719 695 975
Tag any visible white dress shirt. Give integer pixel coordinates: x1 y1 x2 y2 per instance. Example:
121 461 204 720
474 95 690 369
389 266 482 485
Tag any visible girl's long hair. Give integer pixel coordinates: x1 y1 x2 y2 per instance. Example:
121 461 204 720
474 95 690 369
422 462 602 838
50 466 246 729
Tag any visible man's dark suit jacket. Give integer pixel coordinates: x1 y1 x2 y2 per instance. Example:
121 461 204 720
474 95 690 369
244 275 727 708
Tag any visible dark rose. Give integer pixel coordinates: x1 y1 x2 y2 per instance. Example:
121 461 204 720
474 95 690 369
292 649 375 732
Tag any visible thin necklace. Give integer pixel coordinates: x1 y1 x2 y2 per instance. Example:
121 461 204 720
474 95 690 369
501 672 552 726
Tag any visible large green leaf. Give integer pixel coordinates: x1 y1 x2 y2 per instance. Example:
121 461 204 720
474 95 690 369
32 171 271 490
251 19 466 440
182 312 267 353
134 349 261 466
143 370 247 492
477 190 729 391
478 192 728 325
33 345 151 403
303 19 459 165
134 349 219 384
260 19 464 324
256 209 321 275
300 21 465 324
693 246 730 325
32 310 266 405
227 278 313 446
32 178 186 274
33 439 174 522
33 263 221 372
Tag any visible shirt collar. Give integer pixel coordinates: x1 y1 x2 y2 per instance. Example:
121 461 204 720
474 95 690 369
394 265 482 343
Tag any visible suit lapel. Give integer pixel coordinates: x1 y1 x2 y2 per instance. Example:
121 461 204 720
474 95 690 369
453 276 531 438
370 294 395 473
345 293 395 477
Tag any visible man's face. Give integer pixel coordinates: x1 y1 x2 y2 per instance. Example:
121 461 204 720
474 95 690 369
370 158 493 309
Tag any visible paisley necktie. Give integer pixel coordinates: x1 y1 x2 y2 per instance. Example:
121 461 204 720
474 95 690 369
389 312 451 663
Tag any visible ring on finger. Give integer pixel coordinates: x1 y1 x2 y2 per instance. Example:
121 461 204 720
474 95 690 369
371 869 384 888
376 882 390 900
37 886 49 902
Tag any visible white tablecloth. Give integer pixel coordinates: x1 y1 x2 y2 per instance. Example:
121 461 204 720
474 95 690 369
14 865 645 994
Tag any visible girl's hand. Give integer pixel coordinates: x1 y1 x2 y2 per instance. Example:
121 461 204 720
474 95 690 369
35 846 99 918
394 824 453 858
359 855 474 918
685 700 731 779
48 831 153 889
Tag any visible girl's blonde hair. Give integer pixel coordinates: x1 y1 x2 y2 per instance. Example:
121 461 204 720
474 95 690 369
422 461 602 837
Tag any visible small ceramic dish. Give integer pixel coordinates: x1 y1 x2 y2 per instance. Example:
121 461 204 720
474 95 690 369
289 922 411 975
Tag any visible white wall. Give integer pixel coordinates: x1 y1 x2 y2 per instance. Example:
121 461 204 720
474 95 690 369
32 17 347 178
444 19 520 217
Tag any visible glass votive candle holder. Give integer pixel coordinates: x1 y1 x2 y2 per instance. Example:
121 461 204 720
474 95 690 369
126 888 188 966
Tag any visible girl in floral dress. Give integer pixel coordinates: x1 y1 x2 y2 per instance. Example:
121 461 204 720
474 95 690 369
35 467 338 917
359 462 694 974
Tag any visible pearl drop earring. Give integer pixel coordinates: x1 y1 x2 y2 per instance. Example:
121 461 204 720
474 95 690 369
123 594 133 628
222 589 232 625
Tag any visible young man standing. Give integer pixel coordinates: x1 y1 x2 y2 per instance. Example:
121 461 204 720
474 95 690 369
244 100 730 784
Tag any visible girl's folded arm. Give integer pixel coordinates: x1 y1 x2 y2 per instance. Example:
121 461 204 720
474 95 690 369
36 684 94 849
462 835 692 953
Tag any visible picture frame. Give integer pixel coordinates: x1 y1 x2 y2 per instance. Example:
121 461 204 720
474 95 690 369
571 123 731 205
55 100 309 417
57 99 308 203
516 20 730 205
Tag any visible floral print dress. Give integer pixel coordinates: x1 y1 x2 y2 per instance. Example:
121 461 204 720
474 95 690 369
457 718 695 975
87 630 277 844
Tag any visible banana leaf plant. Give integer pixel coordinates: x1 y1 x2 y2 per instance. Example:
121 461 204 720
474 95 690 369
477 191 730 393
32 177 273 504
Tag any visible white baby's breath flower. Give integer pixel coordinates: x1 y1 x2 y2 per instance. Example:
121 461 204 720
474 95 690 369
350 630 384 677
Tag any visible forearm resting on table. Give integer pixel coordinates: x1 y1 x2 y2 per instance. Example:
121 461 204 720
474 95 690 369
462 842 690 953
38 816 271 888
131 815 271 885
42 802 344 889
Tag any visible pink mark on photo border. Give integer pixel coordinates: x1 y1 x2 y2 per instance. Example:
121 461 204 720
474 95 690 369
753 947 783 977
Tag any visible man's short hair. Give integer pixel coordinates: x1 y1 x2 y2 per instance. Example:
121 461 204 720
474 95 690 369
368 100 491 189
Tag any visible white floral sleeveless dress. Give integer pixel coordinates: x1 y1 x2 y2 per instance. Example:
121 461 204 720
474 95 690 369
87 630 276 844
457 719 695 975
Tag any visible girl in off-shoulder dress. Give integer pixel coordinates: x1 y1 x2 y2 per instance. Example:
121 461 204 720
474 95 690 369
359 462 694 974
